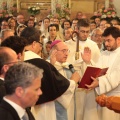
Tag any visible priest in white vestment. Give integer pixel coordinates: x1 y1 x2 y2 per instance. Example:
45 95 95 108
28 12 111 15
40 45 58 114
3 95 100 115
65 19 100 120
86 27 120 120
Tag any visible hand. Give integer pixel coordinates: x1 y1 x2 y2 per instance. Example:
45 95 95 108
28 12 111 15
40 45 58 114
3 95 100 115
70 71 81 84
81 47 91 64
96 94 107 107
50 49 57 65
85 76 99 90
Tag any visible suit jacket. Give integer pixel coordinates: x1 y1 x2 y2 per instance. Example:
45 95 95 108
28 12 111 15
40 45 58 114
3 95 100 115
0 100 35 120
0 79 6 103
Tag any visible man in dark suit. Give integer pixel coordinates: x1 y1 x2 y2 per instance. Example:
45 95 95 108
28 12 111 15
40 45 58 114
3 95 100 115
0 47 18 102
0 62 43 120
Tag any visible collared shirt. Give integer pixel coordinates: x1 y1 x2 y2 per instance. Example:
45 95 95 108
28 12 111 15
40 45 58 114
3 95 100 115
4 97 25 120
0 77 4 81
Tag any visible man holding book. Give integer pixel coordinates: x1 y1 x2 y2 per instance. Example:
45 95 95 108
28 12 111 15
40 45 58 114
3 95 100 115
86 27 120 120
65 19 100 120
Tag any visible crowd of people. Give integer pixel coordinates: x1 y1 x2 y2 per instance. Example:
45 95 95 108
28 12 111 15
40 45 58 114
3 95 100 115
0 10 120 120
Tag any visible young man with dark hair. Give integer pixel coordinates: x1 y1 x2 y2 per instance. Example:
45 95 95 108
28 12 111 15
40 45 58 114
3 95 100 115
66 19 100 63
88 27 120 120
65 19 100 120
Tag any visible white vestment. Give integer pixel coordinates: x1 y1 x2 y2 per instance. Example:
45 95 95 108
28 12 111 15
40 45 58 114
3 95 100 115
74 61 99 120
95 47 120 120
65 38 100 64
65 38 100 120
53 61 76 120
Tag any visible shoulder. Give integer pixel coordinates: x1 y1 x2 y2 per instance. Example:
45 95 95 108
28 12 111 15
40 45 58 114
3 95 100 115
101 50 110 56
0 106 17 120
65 39 76 46
0 100 20 120
87 38 98 45
0 108 12 119
25 58 55 70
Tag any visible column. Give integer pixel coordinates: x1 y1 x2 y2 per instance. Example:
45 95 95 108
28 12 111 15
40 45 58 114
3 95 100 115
105 0 109 8
69 0 71 8
51 0 56 14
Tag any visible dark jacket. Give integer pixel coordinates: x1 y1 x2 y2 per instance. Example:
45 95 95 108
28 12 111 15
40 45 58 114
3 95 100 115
0 100 35 120
0 79 6 103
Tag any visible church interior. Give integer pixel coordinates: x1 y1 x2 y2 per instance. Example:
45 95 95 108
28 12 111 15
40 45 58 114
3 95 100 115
1 0 120 120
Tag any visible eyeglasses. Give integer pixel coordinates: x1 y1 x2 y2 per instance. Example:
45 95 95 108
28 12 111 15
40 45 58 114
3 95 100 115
37 41 43 46
79 30 89 34
57 49 70 54
2 24 8 26
94 34 102 38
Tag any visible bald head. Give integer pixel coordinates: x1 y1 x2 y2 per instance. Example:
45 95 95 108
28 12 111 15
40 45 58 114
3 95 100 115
0 47 18 76
0 29 14 42
52 42 69 63
17 15 25 24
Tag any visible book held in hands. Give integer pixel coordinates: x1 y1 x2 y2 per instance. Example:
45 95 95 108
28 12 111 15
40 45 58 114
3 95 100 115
78 66 108 89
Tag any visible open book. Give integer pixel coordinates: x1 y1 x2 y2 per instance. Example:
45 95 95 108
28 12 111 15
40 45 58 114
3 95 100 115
78 66 108 89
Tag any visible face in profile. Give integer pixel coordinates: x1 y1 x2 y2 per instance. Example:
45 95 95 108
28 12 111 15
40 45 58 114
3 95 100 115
104 35 118 51
20 77 42 108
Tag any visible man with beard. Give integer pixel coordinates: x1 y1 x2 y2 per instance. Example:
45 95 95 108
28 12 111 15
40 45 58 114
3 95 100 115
86 27 120 120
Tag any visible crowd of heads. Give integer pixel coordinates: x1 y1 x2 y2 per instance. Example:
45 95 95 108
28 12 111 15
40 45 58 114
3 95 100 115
0 10 120 59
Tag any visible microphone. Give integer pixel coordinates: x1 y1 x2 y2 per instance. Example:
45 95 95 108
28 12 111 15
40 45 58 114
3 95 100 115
69 64 75 73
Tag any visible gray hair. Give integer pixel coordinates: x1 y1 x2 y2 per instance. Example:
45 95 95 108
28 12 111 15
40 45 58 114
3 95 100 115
0 29 14 39
5 62 43 95
91 28 103 37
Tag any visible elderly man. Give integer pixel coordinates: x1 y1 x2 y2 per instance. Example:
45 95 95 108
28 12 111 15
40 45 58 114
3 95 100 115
0 62 43 120
0 29 14 43
16 14 25 26
91 28 106 51
50 40 80 120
